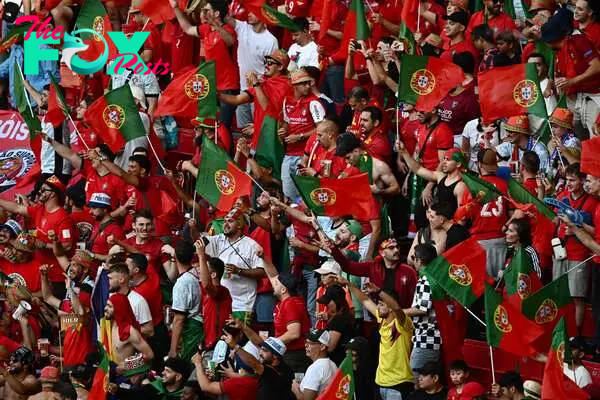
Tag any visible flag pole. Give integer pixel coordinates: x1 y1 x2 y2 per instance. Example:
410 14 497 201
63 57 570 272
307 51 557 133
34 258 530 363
146 135 167 172
564 254 596 276
214 119 218 144
66 114 90 151
417 2 421 32
547 122 567 172
192 189 197 221
464 306 486 327
489 346 496 384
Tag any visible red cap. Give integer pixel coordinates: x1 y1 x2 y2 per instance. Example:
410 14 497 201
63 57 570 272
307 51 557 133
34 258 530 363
503 115 530 135
265 49 290 69
40 366 59 382
45 175 66 192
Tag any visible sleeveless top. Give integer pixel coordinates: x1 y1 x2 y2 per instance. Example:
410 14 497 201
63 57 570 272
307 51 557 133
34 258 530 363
434 176 459 214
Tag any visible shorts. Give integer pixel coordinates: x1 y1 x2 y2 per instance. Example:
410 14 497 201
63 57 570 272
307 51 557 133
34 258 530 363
478 238 507 279
552 258 590 298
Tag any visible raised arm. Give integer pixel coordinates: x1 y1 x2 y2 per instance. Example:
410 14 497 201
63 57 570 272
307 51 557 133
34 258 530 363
128 327 154 362
40 265 62 310
43 133 82 170
194 239 217 297
340 276 377 316
328 242 372 277
0 199 28 217
170 0 199 37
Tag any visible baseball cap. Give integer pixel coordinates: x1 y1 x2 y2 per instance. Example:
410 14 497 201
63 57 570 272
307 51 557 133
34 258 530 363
345 336 368 351
314 260 342 275
317 284 346 305
87 193 112 209
334 133 362 157
416 361 444 377
45 175 66 192
261 337 287 358
344 219 363 238
278 272 300 294
443 11 470 27
569 336 587 351
307 328 331 345
40 366 60 382
523 380 541 400
0 219 22 237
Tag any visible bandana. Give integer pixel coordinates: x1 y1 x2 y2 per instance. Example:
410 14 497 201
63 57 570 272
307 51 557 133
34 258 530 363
445 148 467 168
379 238 397 252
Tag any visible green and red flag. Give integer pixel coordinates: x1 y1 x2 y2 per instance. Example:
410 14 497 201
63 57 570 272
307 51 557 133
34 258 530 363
479 63 548 124
316 354 354 400
45 74 70 128
398 55 465 112
88 342 110 400
484 283 544 356
75 0 118 61
13 63 42 158
196 135 252 211
581 136 600 176
401 0 419 32
155 62 218 120
422 237 488 307
254 116 285 181
292 173 377 221
502 248 543 310
0 23 33 54
522 275 573 352
507 178 556 220
335 0 371 60
240 0 301 30
398 22 417 56
461 172 504 204
84 85 146 153
541 317 590 400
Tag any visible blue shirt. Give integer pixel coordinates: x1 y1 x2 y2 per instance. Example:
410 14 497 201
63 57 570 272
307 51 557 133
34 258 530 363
0 44 59 109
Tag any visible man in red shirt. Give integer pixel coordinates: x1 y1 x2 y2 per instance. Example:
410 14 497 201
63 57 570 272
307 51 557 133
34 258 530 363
0 175 76 298
279 69 326 200
357 106 393 166
553 163 598 335
0 233 42 295
346 86 380 136
299 119 346 178
87 193 124 270
467 0 517 38
574 0 600 50
171 0 240 129
441 11 479 64
542 8 600 137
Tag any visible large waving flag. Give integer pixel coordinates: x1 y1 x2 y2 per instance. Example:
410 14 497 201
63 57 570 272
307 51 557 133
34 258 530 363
75 0 118 61
240 0 301 30
581 137 600 176
254 116 285 181
44 74 70 128
88 343 110 400
316 354 354 400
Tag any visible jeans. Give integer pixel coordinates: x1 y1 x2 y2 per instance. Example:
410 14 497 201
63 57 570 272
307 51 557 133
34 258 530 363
303 268 319 327
321 64 345 105
379 387 403 400
281 155 302 200
410 347 440 378
235 102 254 131
254 293 277 323
219 89 239 131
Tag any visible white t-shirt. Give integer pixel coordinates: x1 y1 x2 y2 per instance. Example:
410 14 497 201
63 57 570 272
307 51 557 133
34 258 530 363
235 20 278 91
496 140 551 173
287 41 319 69
171 270 203 322
301 357 337 393
564 363 593 388
205 234 265 312
461 119 505 171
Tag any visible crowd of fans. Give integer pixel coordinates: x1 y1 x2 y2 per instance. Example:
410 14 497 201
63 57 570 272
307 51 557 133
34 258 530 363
0 0 599 398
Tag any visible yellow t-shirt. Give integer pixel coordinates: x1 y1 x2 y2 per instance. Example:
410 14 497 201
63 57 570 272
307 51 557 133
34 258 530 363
375 311 414 387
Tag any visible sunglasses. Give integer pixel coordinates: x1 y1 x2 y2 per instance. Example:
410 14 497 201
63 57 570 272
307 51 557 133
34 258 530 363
264 60 279 67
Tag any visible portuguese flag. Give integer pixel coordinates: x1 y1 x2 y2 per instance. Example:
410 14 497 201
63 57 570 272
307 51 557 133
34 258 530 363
0 23 33 54
422 237 488 307
401 0 419 32
292 173 376 221
581 136 600 176
502 248 542 310
155 62 218 120
522 275 573 352
75 0 118 62
84 85 146 153
88 342 110 400
542 317 590 400
461 172 503 204
484 283 544 356
241 0 301 31
398 55 465 112
13 63 42 159
316 354 354 400
398 22 417 56
255 116 285 181
45 74 70 128
335 0 371 60
196 135 252 211
507 178 556 220
479 63 548 124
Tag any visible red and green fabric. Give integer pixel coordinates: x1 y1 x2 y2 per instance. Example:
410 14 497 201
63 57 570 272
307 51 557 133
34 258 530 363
522 275 573 352
541 317 590 400
13 63 41 158
581 136 600 176
479 63 548 124
335 0 371 60
400 0 419 32
0 23 33 54
398 55 465 112
241 0 301 30
461 172 503 204
316 354 354 400
422 237 488 307
292 173 377 221
507 178 556 220
136 0 186 24
484 283 544 356
155 62 217 120
398 22 417 56
255 116 285 181
75 0 118 61
84 85 146 153
503 248 543 310
318 0 333 41
45 74 70 128
88 342 109 400
196 135 252 211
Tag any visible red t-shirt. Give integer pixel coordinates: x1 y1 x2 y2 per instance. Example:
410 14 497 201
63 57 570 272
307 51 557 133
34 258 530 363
197 24 240 90
362 127 392 166
143 21 164 65
286 0 309 16
274 296 310 351
348 100 381 135
201 285 232 349
90 220 124 256
416 121 454 170
557 191 598 261
0 258 42 293
71 210 95 246
310 0 347 58
124 237 166 281
303 136 347 178
133 274 164 327
81 160 126 209
463 176 509 240
523 178 553 269
283 94 325 156
556 35 600 95
168 22 195 75
467 11 517 38
221 376 258 400
398 116 420 155
60 293 93 367
437 82 481 135
369 0 403 42
27 204 76 282
440 38 480 65
576 21 600 51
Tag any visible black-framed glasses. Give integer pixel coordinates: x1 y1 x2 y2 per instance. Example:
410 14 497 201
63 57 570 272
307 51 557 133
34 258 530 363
265 60 278 67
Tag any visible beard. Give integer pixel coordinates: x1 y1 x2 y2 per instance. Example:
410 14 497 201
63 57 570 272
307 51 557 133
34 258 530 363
194 135 202 147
